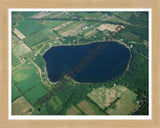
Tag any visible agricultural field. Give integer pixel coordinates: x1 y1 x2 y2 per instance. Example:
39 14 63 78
41 20 67 29
77 100 96 115
72 12 102 19
105 15 131 25
105 87 140 115
57 21 83 35
20 12 40 18
25 85 48 105
88 85 139 115
67 106 81 115
31 12 50 19
12 40 32 58
12 53 20 67
12 33 19 43
16 20 46 36
12 86 21 102
12 96 34 115
87 86 106 109
114 12 132 21
12 63 38 82
60 23 85 37
13 28 26 39
16 73 42 93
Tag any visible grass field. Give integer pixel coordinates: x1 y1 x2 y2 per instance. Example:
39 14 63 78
20 12 40 18
88 85 139 115
72 12 102 19
12 33 19 43
12 86 21 102
16 20 46 36
77 100 96 115
49 95 63 111
23 31 49 48
115 12 132 20
12 41 32 58
12 53 19 67
105 87 140 115
12 63 38 82
67 105 81 115
16 73 42 93
12 96 34 115
23 28 58 48
25 85 48 105
87 86 106 109
40 28 58 39
106 16 131 25
86 98 106 115
121 32 141 42
41 20 67 29
57 21 82 34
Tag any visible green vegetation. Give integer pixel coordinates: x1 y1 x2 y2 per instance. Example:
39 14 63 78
25 85 48 104
12 53 19 67
20 12 40 18
32 54 45 72
86 98 106 115
12 86 21 101
12 63 38 82
23 31 49 48
17 20 46 36
12 33 19 42
16 73 41 93
41 20 67 28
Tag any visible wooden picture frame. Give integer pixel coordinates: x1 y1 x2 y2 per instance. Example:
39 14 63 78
0 0 160 127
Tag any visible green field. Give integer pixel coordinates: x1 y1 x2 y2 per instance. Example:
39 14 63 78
20 12 40 18
87 86 106 109
23 28 58 48
17 20 46 36
72 12 102 19
12 63 38 82
49 95 63 111
25 85 48 104
41 20 67 28
57 21 82 34
12 41 31 58
23 32 49 48
12 53 19 67
115 12 132 20
12 86 21 102
105 87 139 115
12 34 19 42
16 73 41 93
106 16 131 25
86 98 106 115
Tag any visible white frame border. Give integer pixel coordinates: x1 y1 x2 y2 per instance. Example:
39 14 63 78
9 8 152 120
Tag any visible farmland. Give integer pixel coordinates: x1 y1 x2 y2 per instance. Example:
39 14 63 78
88 85 139 115
16 73 42 93
77 100 96 115
11 11 149 116
67 106 81 115
16 20 46 36
12 96 34 115
25 85 48 105
12 63 38 82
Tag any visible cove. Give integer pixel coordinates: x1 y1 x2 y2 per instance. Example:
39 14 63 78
43 41 130 83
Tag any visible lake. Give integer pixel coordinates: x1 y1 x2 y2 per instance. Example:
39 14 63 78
43 41 130 83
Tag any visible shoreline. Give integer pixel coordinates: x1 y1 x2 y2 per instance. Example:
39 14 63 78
41 40 132 86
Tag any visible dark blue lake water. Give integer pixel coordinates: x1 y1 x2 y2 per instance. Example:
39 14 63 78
43 41 130 83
